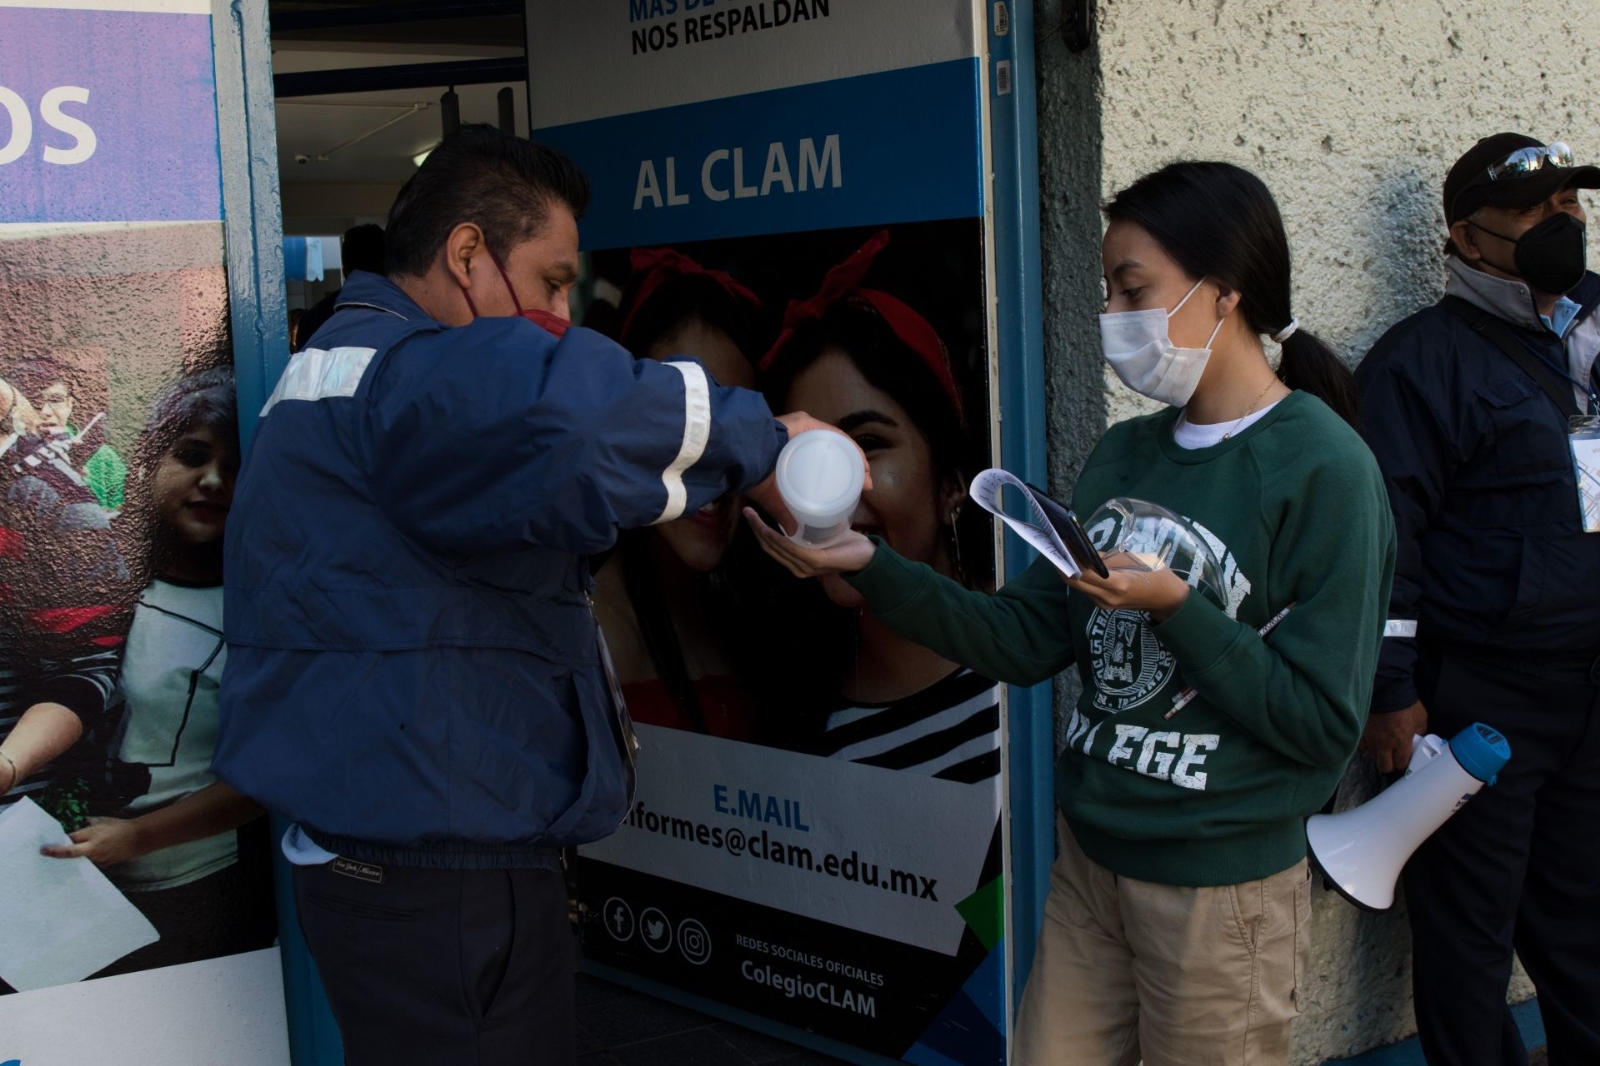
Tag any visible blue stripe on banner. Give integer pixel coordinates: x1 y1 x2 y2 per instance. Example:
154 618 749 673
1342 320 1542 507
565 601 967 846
535 58 984 250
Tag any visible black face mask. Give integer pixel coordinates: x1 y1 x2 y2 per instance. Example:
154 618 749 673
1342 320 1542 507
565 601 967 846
1471 211 1588 296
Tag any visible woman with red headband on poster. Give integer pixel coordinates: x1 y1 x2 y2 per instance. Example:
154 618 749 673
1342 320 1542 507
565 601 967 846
757 230 1002 783
589 248 767 740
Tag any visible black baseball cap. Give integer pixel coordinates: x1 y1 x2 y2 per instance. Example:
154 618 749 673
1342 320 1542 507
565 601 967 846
1444 133 1600 225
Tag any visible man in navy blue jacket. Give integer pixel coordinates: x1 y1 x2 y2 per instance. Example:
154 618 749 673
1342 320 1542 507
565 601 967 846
1355 134 1600 1066
214 125 848 1064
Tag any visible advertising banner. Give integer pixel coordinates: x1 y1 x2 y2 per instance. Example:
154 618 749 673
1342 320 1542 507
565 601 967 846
528 4 1008 1062
0 0 223 225
0 3 287 1062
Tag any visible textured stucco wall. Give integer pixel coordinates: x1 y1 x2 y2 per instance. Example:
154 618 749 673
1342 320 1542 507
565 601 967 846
1033 0 1600 1059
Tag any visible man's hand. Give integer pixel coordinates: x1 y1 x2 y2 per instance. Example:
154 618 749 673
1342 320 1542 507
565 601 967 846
42 817 146 867
1064 553 1193 623
746 412 872 534
745 507 877 576
774 411 847 444
1360 701 1428 775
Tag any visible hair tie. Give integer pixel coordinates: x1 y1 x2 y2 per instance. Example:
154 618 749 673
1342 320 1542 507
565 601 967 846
619 247 761 347
762 230 963 420
1272 318 1300 343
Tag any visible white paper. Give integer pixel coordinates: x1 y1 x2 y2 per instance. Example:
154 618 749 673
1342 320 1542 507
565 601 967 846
968 468 1081 579
0 797 160 991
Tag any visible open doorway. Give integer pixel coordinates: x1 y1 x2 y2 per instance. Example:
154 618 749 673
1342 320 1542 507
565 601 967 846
269 2 527 350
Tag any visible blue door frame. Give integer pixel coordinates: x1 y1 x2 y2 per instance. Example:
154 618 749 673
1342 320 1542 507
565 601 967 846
211 1 344 1060
984 0 1053 1010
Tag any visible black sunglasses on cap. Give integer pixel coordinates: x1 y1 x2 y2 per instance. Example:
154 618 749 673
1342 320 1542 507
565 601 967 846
1445 136 1600 224
1479 141 1576 183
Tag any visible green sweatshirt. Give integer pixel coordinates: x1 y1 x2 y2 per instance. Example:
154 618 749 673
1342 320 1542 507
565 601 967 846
847 390 1396 887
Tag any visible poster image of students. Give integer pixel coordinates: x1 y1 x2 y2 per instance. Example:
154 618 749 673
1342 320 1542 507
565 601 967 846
0 3 288 1056
38 367 275 976
577 220 1005 1063
5 354 127 513
526 5 1005 1054
755 228 1001 780
0 224 275 998
590 247 768 741
0 361 129 828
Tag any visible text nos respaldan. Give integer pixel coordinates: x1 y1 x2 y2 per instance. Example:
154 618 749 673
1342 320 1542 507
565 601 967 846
630 0 831 55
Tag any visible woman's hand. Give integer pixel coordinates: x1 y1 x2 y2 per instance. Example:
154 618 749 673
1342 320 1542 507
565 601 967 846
745 507 876 577
1064 553 1192 622
42 817 146 867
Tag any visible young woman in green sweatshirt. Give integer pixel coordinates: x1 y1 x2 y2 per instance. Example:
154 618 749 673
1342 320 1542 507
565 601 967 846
749 162 1396 1066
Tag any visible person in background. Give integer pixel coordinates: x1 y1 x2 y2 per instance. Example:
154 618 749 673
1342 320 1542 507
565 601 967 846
294 223 387 350
591 247 767 739
758 230 1002 781
751 164 1395 1066
7 358 126 512
212 125 860 1066
42 367 274 974
1355 134 1600 1066
0 372 126 821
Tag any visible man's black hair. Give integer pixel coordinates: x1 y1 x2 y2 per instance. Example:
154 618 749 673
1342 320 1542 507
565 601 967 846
384 124 590 278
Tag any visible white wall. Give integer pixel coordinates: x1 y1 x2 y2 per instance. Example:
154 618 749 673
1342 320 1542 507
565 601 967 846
1036 0 1600 1058
1072 0 1600 426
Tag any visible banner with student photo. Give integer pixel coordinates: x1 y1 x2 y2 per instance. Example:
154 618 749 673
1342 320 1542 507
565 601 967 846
0 4 286 1063
529 3 1009 1062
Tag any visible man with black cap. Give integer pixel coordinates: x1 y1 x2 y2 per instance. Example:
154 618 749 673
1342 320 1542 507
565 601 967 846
1355 135 1600 1064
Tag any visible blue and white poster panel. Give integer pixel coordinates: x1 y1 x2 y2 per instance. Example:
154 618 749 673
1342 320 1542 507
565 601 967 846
0 2 288 1063
528 4 1010 1063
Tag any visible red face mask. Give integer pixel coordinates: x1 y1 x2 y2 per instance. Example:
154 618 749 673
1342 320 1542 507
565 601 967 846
460 246 570 338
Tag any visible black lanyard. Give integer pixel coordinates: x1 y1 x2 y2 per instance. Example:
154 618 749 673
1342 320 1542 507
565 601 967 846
1444 297 1589 419
1505 321 1599 415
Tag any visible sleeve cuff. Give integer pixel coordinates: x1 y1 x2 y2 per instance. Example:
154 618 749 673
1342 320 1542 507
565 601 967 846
843 538 928 617
740 420 789 495
1369 681 1420 715
1150 589 1242 678
28 675 105 726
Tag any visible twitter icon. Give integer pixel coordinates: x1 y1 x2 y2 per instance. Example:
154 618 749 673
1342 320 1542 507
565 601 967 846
640 907 673 954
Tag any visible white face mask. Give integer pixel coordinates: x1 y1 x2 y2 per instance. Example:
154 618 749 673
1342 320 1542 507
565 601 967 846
1098 278 1224 407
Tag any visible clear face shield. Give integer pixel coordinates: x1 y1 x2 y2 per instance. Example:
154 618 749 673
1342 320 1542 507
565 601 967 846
1082 497 1227 609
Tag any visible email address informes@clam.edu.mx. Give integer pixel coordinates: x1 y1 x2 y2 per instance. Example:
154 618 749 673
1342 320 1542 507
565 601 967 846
620 796 941 902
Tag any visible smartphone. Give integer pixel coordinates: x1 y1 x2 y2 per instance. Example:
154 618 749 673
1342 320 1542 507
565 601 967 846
1028 484 1110 579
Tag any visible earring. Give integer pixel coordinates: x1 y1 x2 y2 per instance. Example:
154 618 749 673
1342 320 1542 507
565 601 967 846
948 509 965 584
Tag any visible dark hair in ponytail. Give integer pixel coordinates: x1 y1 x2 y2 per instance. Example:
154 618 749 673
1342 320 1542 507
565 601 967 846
1104 161 1359 427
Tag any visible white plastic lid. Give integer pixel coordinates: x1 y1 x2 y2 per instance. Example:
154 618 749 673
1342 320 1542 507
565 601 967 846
774 429 865 521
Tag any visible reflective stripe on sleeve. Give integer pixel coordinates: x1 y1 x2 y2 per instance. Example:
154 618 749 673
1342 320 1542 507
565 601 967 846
652 361 712 524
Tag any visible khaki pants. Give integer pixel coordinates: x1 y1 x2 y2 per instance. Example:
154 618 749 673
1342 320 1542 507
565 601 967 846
1014 816 1311 1066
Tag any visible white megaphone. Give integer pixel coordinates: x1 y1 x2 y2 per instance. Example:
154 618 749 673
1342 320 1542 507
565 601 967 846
1307 723 1510 911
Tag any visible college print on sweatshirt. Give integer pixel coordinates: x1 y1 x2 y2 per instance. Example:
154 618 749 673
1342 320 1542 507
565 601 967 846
1064 517 1252 792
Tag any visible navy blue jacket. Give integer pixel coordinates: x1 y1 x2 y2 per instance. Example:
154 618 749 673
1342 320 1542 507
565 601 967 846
1355 258 1600 714
213 272 785 867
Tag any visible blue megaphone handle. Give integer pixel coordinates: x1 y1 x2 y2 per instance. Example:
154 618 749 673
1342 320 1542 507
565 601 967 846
1450 723 1511 785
